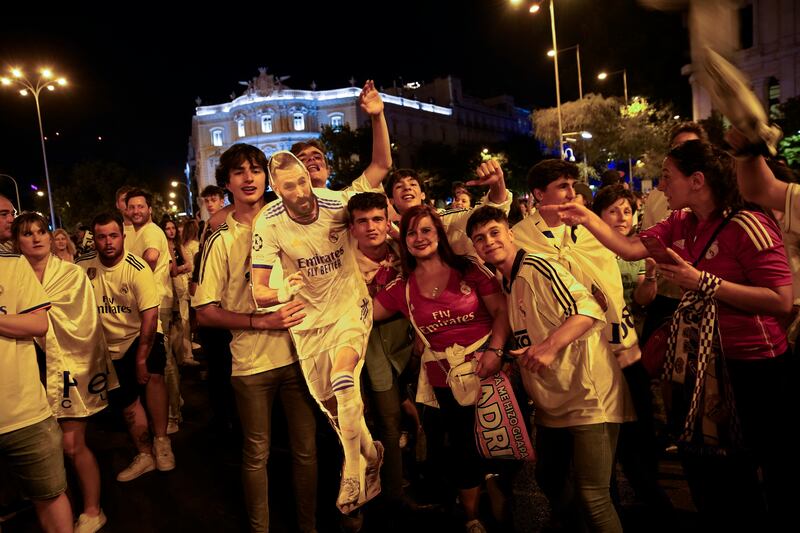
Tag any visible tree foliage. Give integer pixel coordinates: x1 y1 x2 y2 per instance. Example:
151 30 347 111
533 93 674 180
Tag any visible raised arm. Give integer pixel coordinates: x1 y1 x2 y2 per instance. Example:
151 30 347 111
471 159 508 206
541 202 649 261
360 80 392 188
726 127 787 212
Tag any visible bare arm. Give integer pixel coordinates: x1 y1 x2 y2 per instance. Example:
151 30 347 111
542 202 649 261
167 246 179 277
372 297 397 322
135 306 158 384
510 314 596 373
727 128 787 212
360 80 392 188
142 248 160 272
658 248 793 316
196 300 306 330
476 291 510 378
633 259 657 307
0 309 49 338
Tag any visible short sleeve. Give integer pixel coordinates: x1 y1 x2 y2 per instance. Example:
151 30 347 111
140 225 163 254
16 257 51 314
732 211 793 288
251 218 279 274
132 261 161 312
347 173 383 194
464 260 501 297
375 276 408 317
193 231 226 308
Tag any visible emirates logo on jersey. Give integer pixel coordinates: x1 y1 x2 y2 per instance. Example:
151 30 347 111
87 268 96 280
253 234 263 252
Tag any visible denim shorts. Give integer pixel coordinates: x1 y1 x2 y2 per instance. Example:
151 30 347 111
0 416 67 500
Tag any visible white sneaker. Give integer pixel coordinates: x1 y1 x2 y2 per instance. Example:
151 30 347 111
117 453 155 482
154 436 175 471
191 342 202 351
74 509 107 533
167 420 180 435
465 519 487 533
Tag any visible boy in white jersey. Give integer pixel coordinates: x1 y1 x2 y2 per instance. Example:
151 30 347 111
251 150 383 513
468 206 632 533
193 143 318 532
77 212 176 481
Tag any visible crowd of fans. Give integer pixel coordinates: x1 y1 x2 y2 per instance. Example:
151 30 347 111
1 81 798 533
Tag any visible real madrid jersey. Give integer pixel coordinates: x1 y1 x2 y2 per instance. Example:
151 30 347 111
128 221 173 309
503 249 633 428
0 253 52 434
77 251 161 358
252 187 368 332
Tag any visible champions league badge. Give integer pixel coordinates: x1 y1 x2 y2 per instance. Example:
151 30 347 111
87 268 96 280
328 230 340 244
460 281 472 295
253 234 263 252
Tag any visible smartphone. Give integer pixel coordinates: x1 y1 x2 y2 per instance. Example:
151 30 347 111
641 236 679 265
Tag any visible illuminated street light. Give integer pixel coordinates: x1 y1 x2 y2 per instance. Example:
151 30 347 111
548 44 583 99
521 0 564 159
171 179 194 216
169 192 176 199
597 68 632 182
1 65 68 228
36 190 45 197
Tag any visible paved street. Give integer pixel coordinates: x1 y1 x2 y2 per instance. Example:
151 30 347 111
2 365 700 532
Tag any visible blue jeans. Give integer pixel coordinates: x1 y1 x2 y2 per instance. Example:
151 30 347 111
231 362 317 533
0 416 66 500
535 422 622 533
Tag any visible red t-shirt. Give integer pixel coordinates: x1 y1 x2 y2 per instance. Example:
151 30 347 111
640 209 792 360
377 260 501 386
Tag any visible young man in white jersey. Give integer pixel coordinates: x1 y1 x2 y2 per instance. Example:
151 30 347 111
1 252 74 532
125 189 182 434
77 213 175 481
468 206 632 533
193 143 319 532
291 79 390 192
0 194 17 252
512 160 640 367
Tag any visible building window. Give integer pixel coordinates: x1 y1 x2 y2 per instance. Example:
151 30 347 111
237 119 246 138
293 112 305 131
211 128 223 147
329 113 344 130
261 115 273 133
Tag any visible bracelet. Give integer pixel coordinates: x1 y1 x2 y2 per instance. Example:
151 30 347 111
249 313 254 329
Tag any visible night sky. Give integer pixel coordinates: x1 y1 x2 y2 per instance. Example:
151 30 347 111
1 2 690 207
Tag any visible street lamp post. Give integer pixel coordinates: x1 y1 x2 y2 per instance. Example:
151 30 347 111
0 174 22 213
169 189 189 215
548 44 583 100
548 0 564 160
1 67 67 229
597 68 632 183
171 180 193 216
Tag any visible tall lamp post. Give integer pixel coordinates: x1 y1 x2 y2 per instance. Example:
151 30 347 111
171 180 193 216
597 68 633 183
0 174 22 213
1 67 67 229
548 44 583 100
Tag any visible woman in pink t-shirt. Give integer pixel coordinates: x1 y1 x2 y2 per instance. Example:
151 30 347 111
374 204 508 532
551 140 795 528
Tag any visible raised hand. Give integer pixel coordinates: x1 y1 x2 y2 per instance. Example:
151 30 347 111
539 202 592 226
359 80 384 116
468 159 504 188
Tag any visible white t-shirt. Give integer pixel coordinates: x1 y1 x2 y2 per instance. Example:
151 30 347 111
251 187 368 332
193 212 296 376
128 221 173 309
77 252 161 358
504 250 634 428
0 253 53 434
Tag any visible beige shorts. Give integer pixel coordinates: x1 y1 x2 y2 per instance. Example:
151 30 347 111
294 330 369 403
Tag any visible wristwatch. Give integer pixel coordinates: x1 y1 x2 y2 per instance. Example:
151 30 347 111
483 347 504 358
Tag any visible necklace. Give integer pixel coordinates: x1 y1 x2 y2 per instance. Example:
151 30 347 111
431 286 441 298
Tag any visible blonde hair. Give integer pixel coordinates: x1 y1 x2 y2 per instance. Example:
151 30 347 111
52 228 76 257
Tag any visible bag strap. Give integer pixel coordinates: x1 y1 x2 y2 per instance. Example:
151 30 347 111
691 209 739 268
